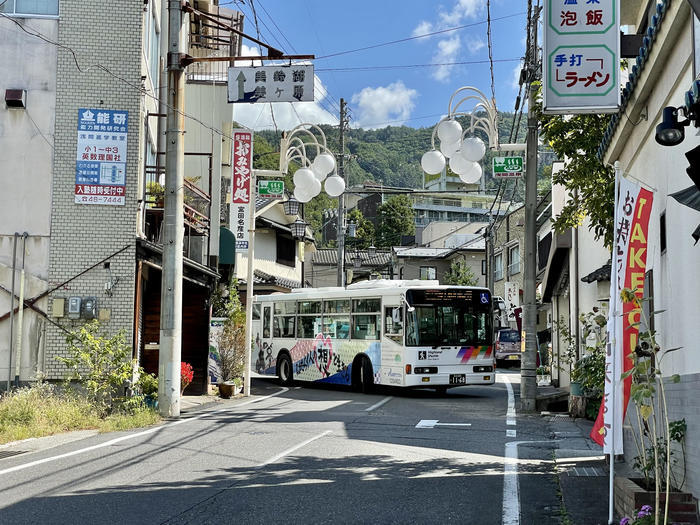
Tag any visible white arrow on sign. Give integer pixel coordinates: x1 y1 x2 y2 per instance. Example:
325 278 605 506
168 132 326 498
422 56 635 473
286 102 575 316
415 420 472 429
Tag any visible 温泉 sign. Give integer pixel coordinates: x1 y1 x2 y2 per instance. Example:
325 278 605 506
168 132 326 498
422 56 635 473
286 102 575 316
258 180 284 199
75 108 128 205
493 156 523 178
543 0 620 114
231 130 253 252
228 65 314 103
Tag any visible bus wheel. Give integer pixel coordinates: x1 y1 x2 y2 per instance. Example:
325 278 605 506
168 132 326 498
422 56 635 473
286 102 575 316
277 353 293 386
353 355 374 394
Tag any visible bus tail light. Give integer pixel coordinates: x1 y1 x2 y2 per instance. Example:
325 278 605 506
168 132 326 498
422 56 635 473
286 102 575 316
405 364 412 374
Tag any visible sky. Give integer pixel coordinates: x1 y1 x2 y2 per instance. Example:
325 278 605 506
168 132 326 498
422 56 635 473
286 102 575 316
221 0 529 131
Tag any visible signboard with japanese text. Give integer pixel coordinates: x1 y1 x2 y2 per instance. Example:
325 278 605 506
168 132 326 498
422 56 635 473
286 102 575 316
227 65 314 104
590 176 653 452
493 156 524 178
543 0 620 114
504 281 520 320
231 130 253 252
75 108 128 205
258 180 284 199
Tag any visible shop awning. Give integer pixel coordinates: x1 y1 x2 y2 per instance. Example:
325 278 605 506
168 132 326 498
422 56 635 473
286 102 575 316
219 227 236 265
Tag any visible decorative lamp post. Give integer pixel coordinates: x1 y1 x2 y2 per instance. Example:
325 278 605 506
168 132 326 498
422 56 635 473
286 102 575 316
290 217 308 240
367 244 376 257
283 196 300 216
279 123 343 203
420 86 524 185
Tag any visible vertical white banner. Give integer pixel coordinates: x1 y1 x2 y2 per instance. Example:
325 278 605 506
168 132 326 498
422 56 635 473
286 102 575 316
231 130 253 252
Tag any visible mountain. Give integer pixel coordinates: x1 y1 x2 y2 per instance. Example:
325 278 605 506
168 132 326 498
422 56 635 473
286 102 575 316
255 111 537 197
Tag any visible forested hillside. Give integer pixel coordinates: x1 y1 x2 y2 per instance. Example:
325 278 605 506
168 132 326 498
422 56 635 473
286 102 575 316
255 111 542 200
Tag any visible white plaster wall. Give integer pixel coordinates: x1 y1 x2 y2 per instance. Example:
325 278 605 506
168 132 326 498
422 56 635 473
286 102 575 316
184 82 233 258
607 5 700 376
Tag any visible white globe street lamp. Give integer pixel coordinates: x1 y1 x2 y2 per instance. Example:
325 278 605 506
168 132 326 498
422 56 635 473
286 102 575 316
420 86 518 185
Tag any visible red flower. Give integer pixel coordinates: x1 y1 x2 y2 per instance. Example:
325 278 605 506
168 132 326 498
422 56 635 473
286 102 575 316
181 362 194 394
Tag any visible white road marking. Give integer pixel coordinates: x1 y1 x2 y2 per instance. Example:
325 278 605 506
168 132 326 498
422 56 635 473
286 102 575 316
502 441 556 525
507 429 517 437
507 419 516 426
415 420 471 429
365 396 393 412
0 387 289 476
258 430 332 467
503 375 516 420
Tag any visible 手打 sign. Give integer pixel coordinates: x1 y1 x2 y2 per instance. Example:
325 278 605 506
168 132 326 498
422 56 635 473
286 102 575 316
258 180 284 198
493 156 523 178
543 0 620 114
227 65 314 103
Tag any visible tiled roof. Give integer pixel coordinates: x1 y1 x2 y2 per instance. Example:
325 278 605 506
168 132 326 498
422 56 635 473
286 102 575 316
253 269 300 290
312 248 392 267
598 0 669 160
581 262 611 283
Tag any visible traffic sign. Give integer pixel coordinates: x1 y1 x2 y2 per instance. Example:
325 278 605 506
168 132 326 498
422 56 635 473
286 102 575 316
258 180 284 198
493 156 524 178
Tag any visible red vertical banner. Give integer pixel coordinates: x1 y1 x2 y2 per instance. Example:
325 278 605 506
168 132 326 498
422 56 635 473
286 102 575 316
590 180 653 450
231 130 253 252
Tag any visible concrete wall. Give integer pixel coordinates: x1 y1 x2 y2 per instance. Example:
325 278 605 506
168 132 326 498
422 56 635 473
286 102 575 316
0 17 58 388
606 0 700 497
44 0 145 379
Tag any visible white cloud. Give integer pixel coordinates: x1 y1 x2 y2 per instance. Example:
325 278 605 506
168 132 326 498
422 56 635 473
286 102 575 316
230 46 338 130
350 81 418 129
511 61 524 90
412 20 433 38
411 0 487 82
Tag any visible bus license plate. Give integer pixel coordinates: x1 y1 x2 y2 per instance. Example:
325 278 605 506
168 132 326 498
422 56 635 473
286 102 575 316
508 355 520 360
449 374 466 385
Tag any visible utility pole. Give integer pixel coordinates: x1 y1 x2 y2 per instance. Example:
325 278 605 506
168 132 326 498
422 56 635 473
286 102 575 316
520 7 540 412
336 98 347 287
159 0 185 418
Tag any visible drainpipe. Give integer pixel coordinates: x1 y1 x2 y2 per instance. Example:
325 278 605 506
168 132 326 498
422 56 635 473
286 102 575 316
572 225 580 361
13 232 28 387
6 233 18 391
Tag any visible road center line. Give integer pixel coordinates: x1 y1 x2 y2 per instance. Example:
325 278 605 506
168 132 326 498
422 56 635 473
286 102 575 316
365 396 393 412
0 387 289 476
258 430 332 467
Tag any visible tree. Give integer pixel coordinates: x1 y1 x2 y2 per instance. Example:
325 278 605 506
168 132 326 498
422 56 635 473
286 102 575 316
346 208 375 249
443 259 479 286
376 195 415 247
537 86 615 248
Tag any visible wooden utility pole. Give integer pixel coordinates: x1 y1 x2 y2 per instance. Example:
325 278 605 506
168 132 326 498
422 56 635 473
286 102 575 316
159 0 186 417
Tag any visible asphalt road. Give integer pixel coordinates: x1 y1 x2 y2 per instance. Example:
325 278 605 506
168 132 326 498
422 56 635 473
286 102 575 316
0 370 562 524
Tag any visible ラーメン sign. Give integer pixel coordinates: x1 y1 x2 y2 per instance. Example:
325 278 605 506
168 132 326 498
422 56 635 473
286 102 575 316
543 0 620 114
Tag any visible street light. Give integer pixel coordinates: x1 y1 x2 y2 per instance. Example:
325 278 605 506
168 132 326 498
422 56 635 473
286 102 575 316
420 86 502 184
283 196 300 216
279 123 344 202
289 217 308 240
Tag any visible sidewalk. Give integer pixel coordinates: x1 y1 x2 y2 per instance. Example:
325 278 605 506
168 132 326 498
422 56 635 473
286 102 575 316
544 412 612 525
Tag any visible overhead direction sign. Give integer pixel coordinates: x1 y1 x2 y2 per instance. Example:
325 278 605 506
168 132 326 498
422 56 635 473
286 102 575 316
493 156 524 178
227 65 314 103
543 0 620 114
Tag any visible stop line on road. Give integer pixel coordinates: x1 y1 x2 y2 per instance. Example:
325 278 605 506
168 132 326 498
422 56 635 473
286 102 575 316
415 419 472 429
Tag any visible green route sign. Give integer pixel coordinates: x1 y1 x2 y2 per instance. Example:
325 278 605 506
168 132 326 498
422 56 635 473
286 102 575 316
492 156 523 178
258 180 284 198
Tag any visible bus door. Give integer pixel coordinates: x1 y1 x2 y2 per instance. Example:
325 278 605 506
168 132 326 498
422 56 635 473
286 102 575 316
260 305 274 372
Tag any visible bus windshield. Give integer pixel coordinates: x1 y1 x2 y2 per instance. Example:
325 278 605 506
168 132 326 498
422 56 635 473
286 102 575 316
405 289 492 347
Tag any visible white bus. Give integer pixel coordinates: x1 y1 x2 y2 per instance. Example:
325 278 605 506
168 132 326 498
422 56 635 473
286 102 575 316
251 280 496 393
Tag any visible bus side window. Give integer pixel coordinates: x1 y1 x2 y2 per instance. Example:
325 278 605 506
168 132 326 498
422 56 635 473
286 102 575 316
273 316 281 338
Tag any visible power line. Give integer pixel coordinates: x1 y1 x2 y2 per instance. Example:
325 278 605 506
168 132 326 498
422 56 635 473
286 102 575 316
316 57 521 73
315 11 526 60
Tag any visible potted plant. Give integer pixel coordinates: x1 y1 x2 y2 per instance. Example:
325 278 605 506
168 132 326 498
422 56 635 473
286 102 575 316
146 181 165 208
214 280 247 399
613 288 696 525
138 372 158 408
181 362 194 395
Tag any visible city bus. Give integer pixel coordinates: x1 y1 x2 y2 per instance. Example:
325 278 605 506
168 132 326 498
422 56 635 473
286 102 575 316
251 280 496 393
